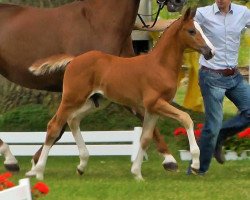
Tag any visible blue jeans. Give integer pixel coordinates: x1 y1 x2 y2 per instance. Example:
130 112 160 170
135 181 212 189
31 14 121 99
198 68 250 173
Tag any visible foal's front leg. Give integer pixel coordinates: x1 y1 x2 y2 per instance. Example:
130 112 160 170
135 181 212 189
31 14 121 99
131 111 158 180
151 98 200 171
131 108 178 171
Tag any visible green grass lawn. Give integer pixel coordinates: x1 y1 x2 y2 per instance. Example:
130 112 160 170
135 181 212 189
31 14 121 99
1 147 249 200
0 77 248 199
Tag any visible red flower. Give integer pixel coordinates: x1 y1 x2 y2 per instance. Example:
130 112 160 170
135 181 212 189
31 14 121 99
196 123 204 130
0 172 12 184
194 129 202 138
238 128 250 139
1 172 12 179
4 180 15 188
32 182 49 194
0 176 6 184
173 127 187 136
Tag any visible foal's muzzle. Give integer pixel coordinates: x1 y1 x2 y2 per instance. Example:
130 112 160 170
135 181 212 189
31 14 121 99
201 46 214 60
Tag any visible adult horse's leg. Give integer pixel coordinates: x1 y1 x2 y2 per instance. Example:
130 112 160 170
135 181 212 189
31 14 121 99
0 139 19 171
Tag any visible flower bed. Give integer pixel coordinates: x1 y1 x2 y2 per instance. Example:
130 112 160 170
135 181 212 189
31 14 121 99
0 172 49 199
174 125 250 161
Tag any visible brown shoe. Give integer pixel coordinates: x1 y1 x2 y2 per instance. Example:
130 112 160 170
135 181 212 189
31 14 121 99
214 143 225 164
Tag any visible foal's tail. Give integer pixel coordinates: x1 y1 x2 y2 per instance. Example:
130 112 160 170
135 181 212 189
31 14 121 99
29 54 75 76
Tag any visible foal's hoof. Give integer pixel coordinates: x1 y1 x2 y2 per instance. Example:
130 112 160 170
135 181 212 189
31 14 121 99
4 163 20 172
25 170 36 177
162 162 178 172
77 168 84 176
134 175 145 182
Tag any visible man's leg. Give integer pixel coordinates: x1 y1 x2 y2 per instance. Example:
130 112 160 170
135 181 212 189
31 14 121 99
214 74 250 163
190 69 226 174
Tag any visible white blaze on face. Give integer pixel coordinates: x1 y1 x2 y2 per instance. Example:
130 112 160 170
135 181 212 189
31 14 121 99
194 21 216 56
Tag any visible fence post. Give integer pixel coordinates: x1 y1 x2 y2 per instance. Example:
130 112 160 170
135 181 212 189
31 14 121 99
19 178 32 200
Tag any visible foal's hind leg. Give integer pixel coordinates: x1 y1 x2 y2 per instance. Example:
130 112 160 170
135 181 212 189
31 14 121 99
131 109 178 171
68 118 89 175
0 139 19 171
30 124 67 171
67 99 100 175
26 106 70 180
151 99 200 171
153 128 178 171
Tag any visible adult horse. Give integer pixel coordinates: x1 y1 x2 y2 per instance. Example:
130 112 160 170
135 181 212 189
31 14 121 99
27 8 215 180
0 0 186 172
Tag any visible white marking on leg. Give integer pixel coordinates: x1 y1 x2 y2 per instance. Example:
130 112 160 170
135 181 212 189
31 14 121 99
0 143 18 165
162 154 177 165
131 111 158 180
131 147 145 181
26 145 51 180
73 129 89 173
68 118 89 174
186 127 200 170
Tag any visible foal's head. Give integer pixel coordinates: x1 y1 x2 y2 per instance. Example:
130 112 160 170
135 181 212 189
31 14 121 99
178 8 215 60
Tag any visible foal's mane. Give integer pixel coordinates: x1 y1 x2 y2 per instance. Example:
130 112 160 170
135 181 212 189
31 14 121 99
151 17 182 50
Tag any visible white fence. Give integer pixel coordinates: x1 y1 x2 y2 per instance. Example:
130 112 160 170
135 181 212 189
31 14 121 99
0 127 142 162
0 178 32 200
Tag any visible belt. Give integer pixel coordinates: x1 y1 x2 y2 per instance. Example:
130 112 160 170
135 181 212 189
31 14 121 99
201 65 237 76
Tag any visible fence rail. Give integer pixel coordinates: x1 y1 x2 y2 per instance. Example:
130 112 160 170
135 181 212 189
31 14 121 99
0 127 143 161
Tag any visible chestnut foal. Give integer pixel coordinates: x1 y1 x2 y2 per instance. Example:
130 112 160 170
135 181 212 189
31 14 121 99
0 0 183 172
27 8 215 180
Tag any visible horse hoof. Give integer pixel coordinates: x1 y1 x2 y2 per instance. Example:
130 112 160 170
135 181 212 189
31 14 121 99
25 170 36 177
36 173 44 180
77 168 84 176
162 162 178 172
134 175 144 182
4 163 20 172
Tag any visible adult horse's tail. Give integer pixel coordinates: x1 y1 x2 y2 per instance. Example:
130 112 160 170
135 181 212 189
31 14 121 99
29 54 74 76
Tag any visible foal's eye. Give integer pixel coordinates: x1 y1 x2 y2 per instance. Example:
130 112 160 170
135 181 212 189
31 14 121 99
188 29 196 35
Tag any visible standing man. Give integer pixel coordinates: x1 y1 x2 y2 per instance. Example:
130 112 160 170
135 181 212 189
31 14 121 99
192 0 250 174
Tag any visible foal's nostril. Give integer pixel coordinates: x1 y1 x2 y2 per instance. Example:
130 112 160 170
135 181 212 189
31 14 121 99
201 46 214 60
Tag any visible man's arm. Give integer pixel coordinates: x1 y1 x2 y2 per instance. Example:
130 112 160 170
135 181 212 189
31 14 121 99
133 19 176 31
245 8 250 28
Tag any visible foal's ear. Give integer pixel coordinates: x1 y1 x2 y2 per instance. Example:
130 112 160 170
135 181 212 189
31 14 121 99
190 7 197 19
183 7 191 21
183 7 196 21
